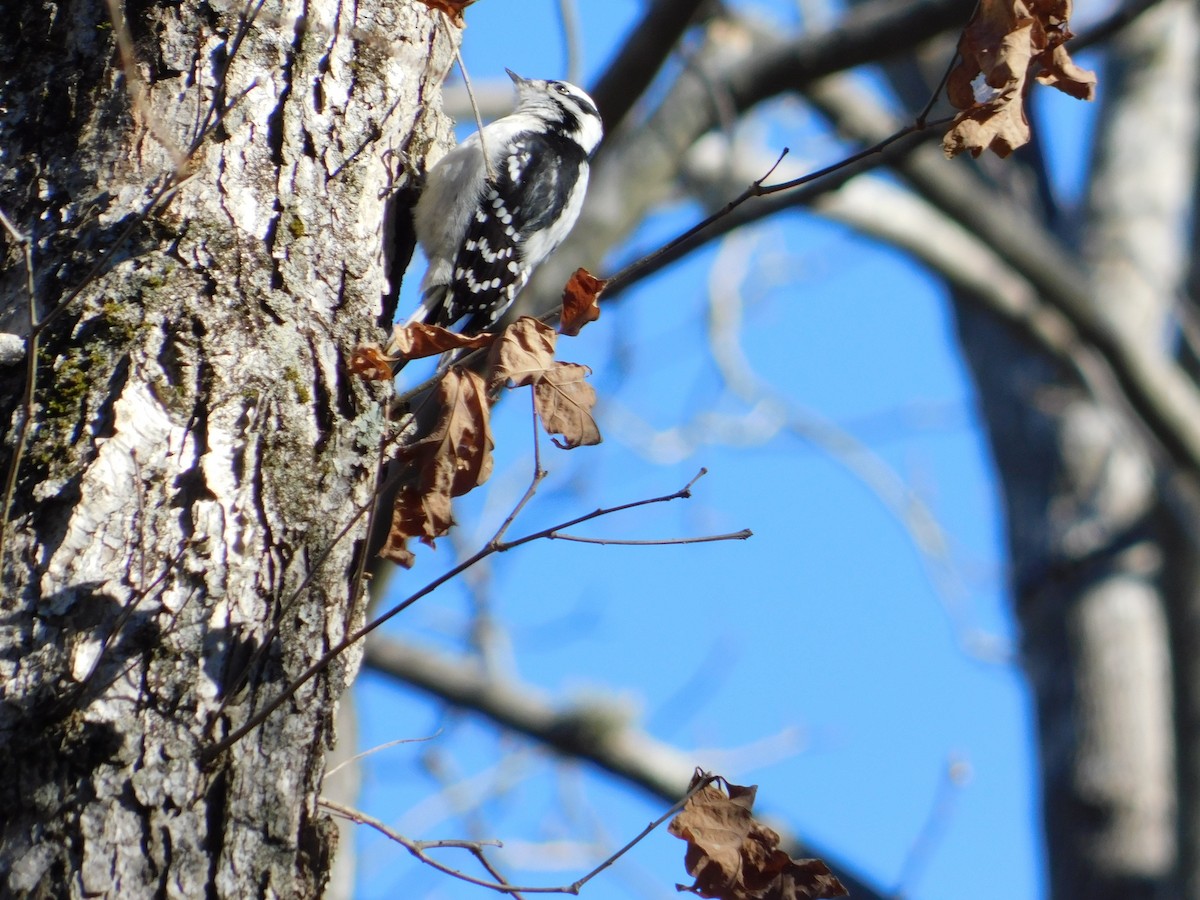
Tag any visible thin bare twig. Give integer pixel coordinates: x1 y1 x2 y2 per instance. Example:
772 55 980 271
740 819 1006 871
555 0 583 85
320 798 517 893
548 530 752 546
363 635 885 898
595 3 970 305
323 731 443 781
104 0 187 171
603 113 952 300
489 389 548 548
492 466 712 553
319 771 719 895
448 15 495 182
530 384 543 485
0 26 260 558
566 771 718 894
35 3 261 330
204 468 734 758
604 149 790 297
914 4 975 126
0 208 34 301
893 756 971 896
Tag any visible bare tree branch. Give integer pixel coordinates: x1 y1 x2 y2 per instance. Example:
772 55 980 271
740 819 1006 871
206 469 729 757
722 0 972 113
804 78 1200 489
362 635 889 900
588 0 712 136
322 773 720 896
522 0 972 318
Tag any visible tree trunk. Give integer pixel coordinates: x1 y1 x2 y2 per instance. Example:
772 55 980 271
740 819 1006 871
954 2 1200 896
0 2 453 895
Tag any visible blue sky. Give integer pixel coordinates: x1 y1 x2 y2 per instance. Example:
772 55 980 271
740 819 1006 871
344 2 1109 897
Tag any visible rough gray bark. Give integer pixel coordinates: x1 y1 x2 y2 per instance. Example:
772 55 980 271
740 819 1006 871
0 1 453 896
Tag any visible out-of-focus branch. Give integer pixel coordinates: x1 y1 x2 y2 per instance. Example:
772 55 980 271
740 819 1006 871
1074 0 1169 50
804 77 1200 486
600 123 1112 431
534 0 1200 488
722 0 972 112
368 636 693 797
599 126 937 301
817 176 1109 390
588 0 712 137
1081 0 1198 345
700 227 1010 661
555 0 583 85
362 634 889 900
523 0 970 315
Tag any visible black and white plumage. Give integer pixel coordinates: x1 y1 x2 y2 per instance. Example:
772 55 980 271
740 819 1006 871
409 69 603 339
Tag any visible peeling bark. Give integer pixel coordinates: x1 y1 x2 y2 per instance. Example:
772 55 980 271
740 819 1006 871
0 2 455 896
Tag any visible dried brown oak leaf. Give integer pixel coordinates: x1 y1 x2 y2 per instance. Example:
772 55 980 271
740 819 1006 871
944 0 1095 159
489 318 601 449
535 363 601 449
380 368 494 568
348 344 395 381
417 0 475 27
560 267 606 337
488 316 558 390
389 321 494 363
669 774 847 900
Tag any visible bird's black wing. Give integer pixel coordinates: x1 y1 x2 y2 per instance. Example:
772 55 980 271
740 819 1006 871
436 131 587 335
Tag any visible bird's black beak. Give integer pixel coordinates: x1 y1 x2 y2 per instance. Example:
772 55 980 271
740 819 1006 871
505 68 527 87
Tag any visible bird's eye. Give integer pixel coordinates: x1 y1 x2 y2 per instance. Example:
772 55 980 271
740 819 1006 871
554 83 570 95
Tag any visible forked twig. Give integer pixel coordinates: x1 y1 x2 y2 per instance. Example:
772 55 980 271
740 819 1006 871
488 389 547 548
204 468 741 759
604 113 951 299
321 798 515 893
318 771 718 894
